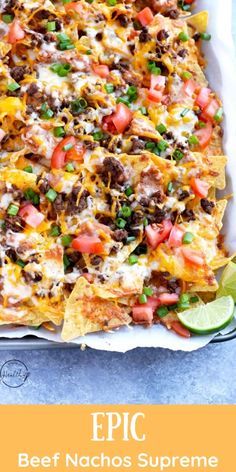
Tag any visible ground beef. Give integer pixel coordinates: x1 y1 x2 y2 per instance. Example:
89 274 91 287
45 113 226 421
156 29 169 41
181 209 196 221
5 248 17 262
130 137 145 153
178 190 190 201
117 14 129 27
66 187 89 215
38 178 51 194
90 256 103 266
113 229 128 242
10 66 28 83
151 190 164 204
178 49 188 59
166 8 179 19
2 0 16 14
139 197 150 207
201 198 215 215
4 215 25 232
139 29 152 43
167 278 180 293
22 271 42 283
152 207 166 224
27 83 39 96
100 156 127 187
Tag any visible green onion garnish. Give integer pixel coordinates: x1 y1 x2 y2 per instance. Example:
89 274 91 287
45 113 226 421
24 188 39 205
105 84 114 94
125 186 134 197
182 232 194 244
214 107 223 122
7 82 20 92
156 123 167 135
47 21 56 32
93 130 104 141
200 32 211 41
7 204 19 216
128 254 138 265
2 14 13 23
50 224 61 237
178 32 189 42
188 135 199 146
139 294 147 304
173 149 184 161
143 287 153 297
116 217 126 229
50 62 71 77
147 61 161 75
54 126 65 138
156 306 169 318
61 235 72 247
121 205 132 218
45 189 58 202
23 166 33 173
65 163 74 172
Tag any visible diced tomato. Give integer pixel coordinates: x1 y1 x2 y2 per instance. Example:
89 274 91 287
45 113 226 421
150 74 165 91
137 7 154 27
145 220 173 250
66 142 85 162
8 20 25 44
183 79 198 97
201 99 219 122
158 293 179 305
195 87 211 109
147 89 163 103
190 177 209 198
81 273 94 283
0 129 6 142
72 235 104 254
171 321 191 338
19 204 44 228
92 64 109 78
181 248 205 266
51 136 76 169
168 225 184 248
144 297 160 311
64 2 82 12
185 0 195 3
194 121 213 149
132 306 154 323
103 103 132 134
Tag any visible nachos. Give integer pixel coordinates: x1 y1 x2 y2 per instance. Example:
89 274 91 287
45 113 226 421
0 0 229 340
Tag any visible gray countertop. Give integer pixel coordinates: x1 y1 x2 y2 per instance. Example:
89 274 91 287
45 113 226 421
0 7 236 405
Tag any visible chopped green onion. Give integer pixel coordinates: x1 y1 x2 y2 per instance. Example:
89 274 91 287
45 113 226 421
178 31 189 42
23 165 33 173
182 71 192 81
143 287 153 297
133 244 148 255
2 14 13 24
117 96 130 106
173 149 184 161
71 97 88 114
65 163 74 172
127 85 138 102
7 204 19 216
178 293 190 311
156 123 167 135
57 33 75 51
47 21 56 32
139 294 147 304
41 103 54 119
200 32 211 41
54 126 65 138
128 254 138 265
63 254 70 270
116 217 126 229
147 61 161 75
63 142 73 151
61 235 72 247
93 130 104 141
16 259 26 268
121 205 132 218
107 0 116 5
45 188 58 202
143 217 148 227
156 306 169 318
50 62 71 77
62 0 71 3
126 236 136 244
7 82 20 92
24 188 39 205
85 49 92 55
50 224 61 237
139 106 147 115
125 186 134 197
188 135 199 146
105 84 114 94
157 140 168 152
180 108 189 118
167 181 173 193
190 295 199 304
182 232 194 244
214 107 223 123
145 141 156 151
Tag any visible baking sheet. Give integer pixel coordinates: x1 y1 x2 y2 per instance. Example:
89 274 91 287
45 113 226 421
1 0 236 351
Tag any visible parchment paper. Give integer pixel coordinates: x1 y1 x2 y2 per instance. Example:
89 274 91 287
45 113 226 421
1 0 236 351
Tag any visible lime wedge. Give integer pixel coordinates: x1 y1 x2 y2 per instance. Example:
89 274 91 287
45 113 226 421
216 262 236 302
177 296 235 334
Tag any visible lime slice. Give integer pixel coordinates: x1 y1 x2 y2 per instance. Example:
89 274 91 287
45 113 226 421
216 262 236 302
177 296 235 334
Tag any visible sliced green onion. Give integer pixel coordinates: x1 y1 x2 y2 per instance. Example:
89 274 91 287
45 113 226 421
188 135 199 146
71 97 88 113
145 141 156 151
16 259 26 268
167 181 173 193
139 293 147 304
173 149 184 161
93 130 104 141
200 32 211 41
107 0 116 5
50 224 61 237
156 306 169 318
50 62 71 77
214 107 223 123
117 96 130 106
54 126 65 138
63 142 73 151
198 120 206 128
143 287 153 297
105 84 114 94
85 49 92 55
143 217 148 227
65 163 74 172
61 235 72 247
63 254 70 270
2 14 13 24
147 61 161 75
7 204 19 216
139 106 147 115
190 295 199 304
47 21 56 32
121 205 132 218
156 123 167 135
23 165 33 173
182 232 194 244
178 31 189 42
180 108 189 118
41 103 54 119
182 71 192 81
125 186 134 197
127 85 138 102
45 188 58 202
178 293 190 311
128 254 138 265
157 140 168 152
7 82 20 92
24 188 39 205
126 236 136 244
116 217 126 229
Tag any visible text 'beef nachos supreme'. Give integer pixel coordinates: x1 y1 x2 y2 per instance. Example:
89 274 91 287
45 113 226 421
0 0 232 341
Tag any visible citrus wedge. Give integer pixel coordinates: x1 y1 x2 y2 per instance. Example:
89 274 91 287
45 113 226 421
216 262 236 302
177 296 235 334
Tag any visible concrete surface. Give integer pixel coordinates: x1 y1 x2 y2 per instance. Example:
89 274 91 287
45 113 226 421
0 6 235 405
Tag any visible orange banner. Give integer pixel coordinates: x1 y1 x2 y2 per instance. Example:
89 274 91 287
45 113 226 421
1 406 235 471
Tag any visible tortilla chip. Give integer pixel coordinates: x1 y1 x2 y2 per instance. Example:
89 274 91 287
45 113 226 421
187 11 209 33
62 277 131 341
0 168 37 191
204 155 227 189
214 199 227 228
128 112 160 141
